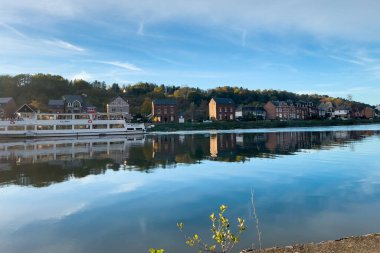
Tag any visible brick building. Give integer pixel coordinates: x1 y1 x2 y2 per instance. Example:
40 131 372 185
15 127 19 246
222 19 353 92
361 107 375 119
264 100 318 120
209 98 235 121
152 99 178 123
264 101 305 120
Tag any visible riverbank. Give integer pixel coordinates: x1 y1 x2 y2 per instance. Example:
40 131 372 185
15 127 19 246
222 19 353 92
241 233 380 253
148 119 380 132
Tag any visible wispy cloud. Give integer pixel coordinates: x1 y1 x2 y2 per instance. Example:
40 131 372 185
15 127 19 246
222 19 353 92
329 55 364 65
96 61 143 72
137 21 144 36
0 23 27 38
44 39 85 52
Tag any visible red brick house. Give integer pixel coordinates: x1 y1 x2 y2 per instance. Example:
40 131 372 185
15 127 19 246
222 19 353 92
152 99 178 123
361 107 375 119
209 98 235 121
264 100 317 120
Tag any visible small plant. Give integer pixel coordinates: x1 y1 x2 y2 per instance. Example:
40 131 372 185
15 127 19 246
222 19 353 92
177 204 246 253
149 248 164 253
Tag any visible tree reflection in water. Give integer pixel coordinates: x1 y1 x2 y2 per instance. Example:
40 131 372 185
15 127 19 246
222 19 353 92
0 130 378 187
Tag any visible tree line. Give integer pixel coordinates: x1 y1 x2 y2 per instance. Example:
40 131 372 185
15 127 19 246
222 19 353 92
0 74 370 122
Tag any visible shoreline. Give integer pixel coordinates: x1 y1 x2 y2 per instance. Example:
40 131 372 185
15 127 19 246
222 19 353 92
241 233 380 253
147 119 380 133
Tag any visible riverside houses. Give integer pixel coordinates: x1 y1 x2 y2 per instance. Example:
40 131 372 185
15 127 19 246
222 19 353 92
235 105 266 120
209 98 235 121
264 101 306 120
152 99 178 123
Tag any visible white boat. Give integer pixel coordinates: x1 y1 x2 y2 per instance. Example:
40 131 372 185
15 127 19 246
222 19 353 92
0 113 145 137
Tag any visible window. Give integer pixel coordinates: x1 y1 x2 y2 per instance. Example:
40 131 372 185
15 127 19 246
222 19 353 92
37 115 54 120
74 125 90 129
8 126 25 131
157 109 161 114
26 125 35 130
57 115 72 120
56 125 72 130
164 108 167 114
110 124 124 129
37 125 54 130
75 115 90 119
93 124 107 129
73 101 81 108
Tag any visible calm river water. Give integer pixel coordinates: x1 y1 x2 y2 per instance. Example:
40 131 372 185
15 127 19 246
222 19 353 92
1 124 380 253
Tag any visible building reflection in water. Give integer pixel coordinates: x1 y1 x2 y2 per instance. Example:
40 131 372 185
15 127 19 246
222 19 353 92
0 130 378 187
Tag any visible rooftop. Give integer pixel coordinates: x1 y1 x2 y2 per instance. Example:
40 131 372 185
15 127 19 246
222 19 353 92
62 95 84 103
212 98 235 105
0 97 13 104
48 100 65 106
153 99 177 105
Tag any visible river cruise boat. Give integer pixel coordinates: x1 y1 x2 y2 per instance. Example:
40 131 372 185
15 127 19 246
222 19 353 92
0 113 145 137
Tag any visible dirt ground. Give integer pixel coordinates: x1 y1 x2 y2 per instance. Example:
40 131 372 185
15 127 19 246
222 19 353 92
241 233 380 253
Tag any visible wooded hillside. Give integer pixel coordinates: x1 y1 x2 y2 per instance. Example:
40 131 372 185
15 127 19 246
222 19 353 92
0 74 370 121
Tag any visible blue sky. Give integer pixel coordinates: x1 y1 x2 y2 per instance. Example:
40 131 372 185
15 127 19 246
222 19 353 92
0 0 379 105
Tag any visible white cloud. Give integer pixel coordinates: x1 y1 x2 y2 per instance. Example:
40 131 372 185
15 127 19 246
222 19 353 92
97 61 142 72
71 71 92 81
3 0 380 41
44 39 85 52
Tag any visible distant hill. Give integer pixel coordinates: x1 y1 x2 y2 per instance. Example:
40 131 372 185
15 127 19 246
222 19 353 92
0 74 372 121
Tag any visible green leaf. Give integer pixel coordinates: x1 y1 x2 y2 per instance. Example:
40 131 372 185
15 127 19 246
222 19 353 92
149 248 164 253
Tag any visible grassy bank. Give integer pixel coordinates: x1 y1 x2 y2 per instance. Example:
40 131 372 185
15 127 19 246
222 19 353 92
148 119 380 132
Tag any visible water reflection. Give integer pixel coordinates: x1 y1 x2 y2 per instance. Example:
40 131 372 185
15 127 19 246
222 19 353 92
0 130 379 187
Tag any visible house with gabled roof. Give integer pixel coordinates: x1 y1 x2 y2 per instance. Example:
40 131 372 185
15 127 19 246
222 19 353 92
107 96 129 116
62 95 85 113
15 104 37 119
209 98 235 121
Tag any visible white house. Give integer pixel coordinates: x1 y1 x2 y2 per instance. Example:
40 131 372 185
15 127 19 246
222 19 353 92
333 106 351 119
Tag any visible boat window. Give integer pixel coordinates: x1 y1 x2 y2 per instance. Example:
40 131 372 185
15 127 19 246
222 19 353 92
37 115 54 120
110 124 124 129
56 125 72 130
93 124 107 129
57 115 72 120
0 127 6 131
26 125 35 130
127 128 135 131
8 126 25 131
74 115 90 119
74 125 90 129
37 125 54 130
